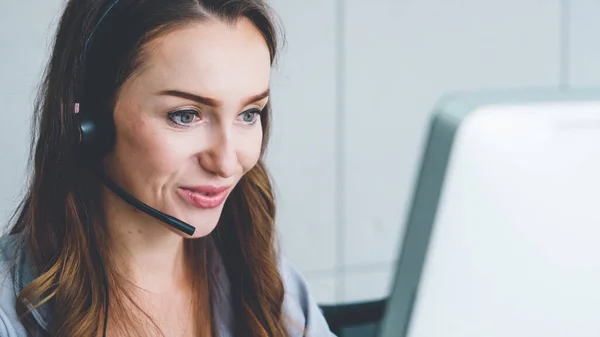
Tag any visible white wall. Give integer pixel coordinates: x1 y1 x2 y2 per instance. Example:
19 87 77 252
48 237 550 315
1 0 598 305
568 0 600 87
337 0 562 304
0 1 64 223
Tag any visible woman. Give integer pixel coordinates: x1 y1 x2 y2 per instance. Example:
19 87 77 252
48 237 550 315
0 0 335 336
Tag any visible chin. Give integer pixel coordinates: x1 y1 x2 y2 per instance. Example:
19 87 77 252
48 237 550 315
188 220 219 239
163 219 219 239
173 207 224 239
160 192 230 239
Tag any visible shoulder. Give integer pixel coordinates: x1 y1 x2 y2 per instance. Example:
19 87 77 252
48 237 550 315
279 257 337 337
0 234 29 336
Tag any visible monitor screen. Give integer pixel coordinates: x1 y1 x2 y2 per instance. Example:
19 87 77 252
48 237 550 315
380 89 600 337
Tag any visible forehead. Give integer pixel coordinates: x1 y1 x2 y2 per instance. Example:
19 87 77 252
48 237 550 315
135 18 272 100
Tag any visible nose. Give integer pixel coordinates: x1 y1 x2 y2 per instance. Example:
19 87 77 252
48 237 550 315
198 128 237 178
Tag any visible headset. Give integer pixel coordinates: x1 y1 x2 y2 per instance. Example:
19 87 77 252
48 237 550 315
74 1 196 335
75 0 196 237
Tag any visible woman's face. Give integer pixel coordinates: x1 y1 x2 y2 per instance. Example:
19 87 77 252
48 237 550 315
104 18 271 238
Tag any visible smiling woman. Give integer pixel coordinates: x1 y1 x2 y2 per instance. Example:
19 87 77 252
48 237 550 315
0 1 335 337
105 18 271 240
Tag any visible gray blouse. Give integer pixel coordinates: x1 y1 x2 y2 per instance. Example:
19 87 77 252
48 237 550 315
0 234 336 336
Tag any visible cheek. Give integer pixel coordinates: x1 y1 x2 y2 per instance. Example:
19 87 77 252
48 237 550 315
114 118 181 178
237 127 263 172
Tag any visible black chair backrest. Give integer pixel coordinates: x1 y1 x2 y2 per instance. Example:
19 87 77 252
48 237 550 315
320 299 387 337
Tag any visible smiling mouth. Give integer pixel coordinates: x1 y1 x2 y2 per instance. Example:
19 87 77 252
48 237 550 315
177 185 231 209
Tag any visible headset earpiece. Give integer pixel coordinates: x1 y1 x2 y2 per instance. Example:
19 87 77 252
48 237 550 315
75 103 113 161
75 102 98 159
78 116 98 145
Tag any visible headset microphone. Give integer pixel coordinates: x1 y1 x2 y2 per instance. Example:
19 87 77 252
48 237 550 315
98 168 196 236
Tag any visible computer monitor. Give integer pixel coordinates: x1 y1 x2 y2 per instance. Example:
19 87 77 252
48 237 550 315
379 89 600 337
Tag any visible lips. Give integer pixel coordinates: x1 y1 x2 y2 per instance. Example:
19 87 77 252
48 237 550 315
178 185 231 209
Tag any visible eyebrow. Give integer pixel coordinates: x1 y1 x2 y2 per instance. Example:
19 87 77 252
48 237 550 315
158 88 270 107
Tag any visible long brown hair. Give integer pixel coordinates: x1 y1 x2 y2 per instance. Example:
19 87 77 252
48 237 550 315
7 0 288 336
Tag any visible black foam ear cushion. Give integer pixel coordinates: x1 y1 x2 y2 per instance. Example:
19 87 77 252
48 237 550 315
79 116 98 144
77 111 115 161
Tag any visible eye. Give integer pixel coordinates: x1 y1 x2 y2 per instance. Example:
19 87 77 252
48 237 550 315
168 109 201 127
238 108 261 125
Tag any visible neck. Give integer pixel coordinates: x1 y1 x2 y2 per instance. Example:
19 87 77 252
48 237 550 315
102 187 190 294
